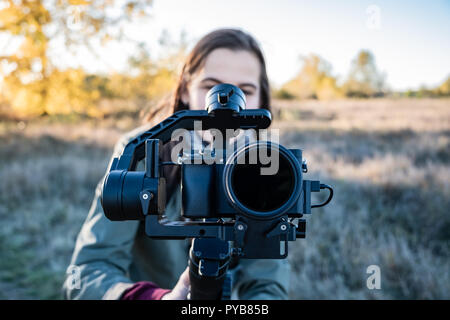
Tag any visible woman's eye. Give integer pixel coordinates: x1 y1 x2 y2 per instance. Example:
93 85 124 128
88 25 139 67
201 85 253 96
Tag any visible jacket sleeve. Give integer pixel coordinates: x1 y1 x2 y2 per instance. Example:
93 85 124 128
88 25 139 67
231 258 291 300
63 135 141 300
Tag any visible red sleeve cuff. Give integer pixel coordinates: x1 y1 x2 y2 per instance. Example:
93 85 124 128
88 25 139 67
120 281 171 300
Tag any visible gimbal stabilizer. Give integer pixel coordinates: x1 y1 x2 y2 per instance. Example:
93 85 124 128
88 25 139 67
101 84 333 299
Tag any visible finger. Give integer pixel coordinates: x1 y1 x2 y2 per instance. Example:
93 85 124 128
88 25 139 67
179 267 190 287
172 268 190 299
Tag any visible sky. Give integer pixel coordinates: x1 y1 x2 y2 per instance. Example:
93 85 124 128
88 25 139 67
46 0 450 91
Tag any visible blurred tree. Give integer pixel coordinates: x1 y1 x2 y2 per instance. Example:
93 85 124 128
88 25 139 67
0 0 153 118
343 50 386 98
281 54 341 100
401 76 450 98
272 88 295 100
417 85 434 98
107 30 187 113
435 75 450 97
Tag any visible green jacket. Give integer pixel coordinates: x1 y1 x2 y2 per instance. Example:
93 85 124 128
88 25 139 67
63 124 290 300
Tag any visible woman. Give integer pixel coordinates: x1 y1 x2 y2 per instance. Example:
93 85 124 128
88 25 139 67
63 28 290 300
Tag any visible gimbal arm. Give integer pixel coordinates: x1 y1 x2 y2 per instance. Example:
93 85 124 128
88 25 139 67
112 109 272 172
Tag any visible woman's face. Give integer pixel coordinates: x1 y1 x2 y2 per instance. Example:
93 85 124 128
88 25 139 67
182 48 262 110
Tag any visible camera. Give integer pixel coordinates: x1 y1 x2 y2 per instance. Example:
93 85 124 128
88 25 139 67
100 84 333 260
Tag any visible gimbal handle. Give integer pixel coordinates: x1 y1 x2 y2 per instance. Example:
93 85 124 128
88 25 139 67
188 238 232 300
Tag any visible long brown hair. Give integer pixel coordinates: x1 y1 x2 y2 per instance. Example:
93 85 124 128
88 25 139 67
143 28 272 200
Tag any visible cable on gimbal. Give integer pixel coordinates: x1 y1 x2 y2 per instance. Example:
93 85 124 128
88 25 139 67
311 184 334 208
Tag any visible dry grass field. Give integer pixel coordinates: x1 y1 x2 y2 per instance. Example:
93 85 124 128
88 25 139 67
0 98 449 299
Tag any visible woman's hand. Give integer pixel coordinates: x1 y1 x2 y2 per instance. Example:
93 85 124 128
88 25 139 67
161 267 190 300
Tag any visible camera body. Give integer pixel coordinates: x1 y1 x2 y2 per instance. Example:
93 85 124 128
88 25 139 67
182 146 312 220
179 141 324 259
101 84 332 259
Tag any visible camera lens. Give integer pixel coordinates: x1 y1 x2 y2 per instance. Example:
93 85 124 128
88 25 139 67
223 142 302 220
205 83 246 114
